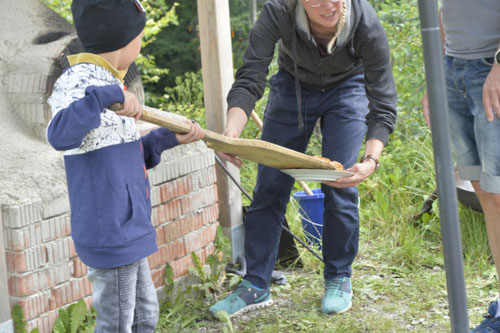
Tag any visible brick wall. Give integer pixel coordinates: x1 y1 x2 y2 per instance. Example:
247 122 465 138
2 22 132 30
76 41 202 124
2 150 219 331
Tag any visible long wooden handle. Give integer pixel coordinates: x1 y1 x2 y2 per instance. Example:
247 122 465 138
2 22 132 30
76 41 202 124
108 103 341 171
110 103 218 142
250 111 313 195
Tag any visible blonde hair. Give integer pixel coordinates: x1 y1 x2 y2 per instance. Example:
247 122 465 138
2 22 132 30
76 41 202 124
327 0 347 52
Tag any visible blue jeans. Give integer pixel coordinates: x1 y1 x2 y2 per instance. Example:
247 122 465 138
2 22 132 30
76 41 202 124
445 56 500 193
244 70 369 288
88 258 159 333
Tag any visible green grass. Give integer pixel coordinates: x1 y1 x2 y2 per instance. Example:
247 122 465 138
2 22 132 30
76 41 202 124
154 123 497 332
154 1 496 330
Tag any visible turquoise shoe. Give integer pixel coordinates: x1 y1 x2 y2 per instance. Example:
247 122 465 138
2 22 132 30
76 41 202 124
321 277 352 314
209 279 273 318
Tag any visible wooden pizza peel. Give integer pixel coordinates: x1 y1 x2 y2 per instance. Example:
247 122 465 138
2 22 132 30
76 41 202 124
136 108 341 171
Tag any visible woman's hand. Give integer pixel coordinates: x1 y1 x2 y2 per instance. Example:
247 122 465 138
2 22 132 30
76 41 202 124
322 138 383 188
322 160 376 188
215 107 248 169
176 120 205 144
115 90 142 121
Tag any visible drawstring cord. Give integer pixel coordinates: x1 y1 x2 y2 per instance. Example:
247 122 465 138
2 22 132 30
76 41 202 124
214 154 324 263
291 30 304 130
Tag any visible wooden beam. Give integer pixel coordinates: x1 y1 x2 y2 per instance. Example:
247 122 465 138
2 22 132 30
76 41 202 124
197 0 244 262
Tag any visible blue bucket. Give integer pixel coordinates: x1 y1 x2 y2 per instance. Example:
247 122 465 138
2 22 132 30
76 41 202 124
292 188 324 249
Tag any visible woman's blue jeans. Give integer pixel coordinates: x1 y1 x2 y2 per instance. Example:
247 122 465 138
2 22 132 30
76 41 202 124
244 70 369 288
88 258 159 332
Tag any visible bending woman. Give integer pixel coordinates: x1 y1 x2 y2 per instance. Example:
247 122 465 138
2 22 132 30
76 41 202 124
211 0 397 317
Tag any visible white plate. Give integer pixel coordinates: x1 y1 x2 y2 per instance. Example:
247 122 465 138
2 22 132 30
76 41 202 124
281 169 353 181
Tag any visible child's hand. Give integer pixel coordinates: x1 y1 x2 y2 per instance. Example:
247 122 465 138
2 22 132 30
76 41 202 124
176 120 205 144
114 91 142 121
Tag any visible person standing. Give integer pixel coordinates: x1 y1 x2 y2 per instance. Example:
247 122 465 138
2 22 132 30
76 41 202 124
422 1 500 331
47 1 204 330
210 0 397 317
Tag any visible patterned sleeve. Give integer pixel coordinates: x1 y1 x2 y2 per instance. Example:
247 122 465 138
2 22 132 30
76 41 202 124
47 70 124 151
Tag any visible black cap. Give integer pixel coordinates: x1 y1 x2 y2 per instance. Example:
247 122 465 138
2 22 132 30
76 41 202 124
71 0 146 54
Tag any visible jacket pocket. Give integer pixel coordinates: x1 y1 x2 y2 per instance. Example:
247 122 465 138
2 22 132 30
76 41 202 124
121 181 154 242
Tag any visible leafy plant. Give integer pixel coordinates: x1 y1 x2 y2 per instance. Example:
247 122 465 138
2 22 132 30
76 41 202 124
52 299 95 333
12 304 27 333
187 227 239 299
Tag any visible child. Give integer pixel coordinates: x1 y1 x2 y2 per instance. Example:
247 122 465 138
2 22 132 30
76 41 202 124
46 0 204 331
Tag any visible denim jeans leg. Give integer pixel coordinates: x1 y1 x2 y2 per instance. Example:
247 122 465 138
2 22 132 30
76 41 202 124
444 56 481 181
318 73 369 279
244 71 318 288
445 56 500 193
88 258 159 333
131 259 159 333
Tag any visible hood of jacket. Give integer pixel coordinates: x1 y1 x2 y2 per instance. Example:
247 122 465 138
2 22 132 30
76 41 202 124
294 0 357 54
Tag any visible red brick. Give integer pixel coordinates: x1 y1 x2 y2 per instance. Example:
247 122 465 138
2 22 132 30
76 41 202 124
9 273 36 297
78 278 88 298
156 227 165 246
192 212 203 230
178 216 191 236
48 291 57 311
72 257 87 278
181 176 193 195
71 280 81 303
180 197 191 215
48 310 59 332
147 251 161 270
69 239 77 258
151 268 163 288
171 255 193 279
65 282 73 305
30 316 49 333
6 251 26 273
17 293 51 320
184 229 204 254
160 183 168 203
163 222 178 243
156 205 166 225
166 200 181 221
6 228 30 251
151 206 159 226
51 285 64 309
161 181 178 203
62 215 71 237
83 277 92 297
185 224 218 254
40 245 48 266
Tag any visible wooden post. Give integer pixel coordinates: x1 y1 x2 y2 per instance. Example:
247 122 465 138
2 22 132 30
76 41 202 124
0 206 14 332
197 0 244 263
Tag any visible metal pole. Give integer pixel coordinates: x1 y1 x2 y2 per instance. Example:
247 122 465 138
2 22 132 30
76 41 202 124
416 1 469 331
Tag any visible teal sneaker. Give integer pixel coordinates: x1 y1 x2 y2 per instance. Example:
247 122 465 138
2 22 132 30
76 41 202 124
209 279 273 318
471 301 500 332
321 277 352 314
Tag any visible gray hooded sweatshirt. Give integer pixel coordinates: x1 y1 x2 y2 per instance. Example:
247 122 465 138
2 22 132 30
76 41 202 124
227 0 397 144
